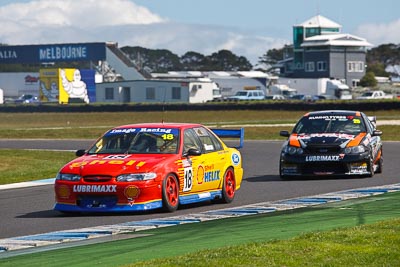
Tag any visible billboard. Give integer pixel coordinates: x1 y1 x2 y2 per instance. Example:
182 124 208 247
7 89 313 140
0 43 106 64
39 68 96 104
39 69 59 102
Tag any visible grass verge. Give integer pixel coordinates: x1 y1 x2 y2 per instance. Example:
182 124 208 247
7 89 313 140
0 110 399 139
0 149 75 184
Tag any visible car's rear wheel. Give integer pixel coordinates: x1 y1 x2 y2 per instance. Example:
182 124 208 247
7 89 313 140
221 167 236 203
162 173 179 212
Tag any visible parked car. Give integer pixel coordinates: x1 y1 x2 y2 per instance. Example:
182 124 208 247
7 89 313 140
265 94 285 100
279 110 383 179
288 94 310 101
14 94 40 104
54 123 244 213
227 90 265 100
356 90 393 100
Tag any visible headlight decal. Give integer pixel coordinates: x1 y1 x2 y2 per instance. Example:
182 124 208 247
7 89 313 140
289 134 301 148
346 133 366 147
344 145 366 154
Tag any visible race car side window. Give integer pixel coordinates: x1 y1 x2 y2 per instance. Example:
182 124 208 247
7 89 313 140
193 127 223 153
183 129 202 154
204 128 223 152
362 113 375 134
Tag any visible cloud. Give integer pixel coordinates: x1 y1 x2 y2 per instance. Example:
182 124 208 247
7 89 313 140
355 19 400 47
0 0 288 65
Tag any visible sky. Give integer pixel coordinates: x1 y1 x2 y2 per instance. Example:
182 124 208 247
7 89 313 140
0 0 399 65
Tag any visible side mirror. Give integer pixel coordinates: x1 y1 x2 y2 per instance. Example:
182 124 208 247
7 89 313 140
75 149 86 157
184 148 202 157
372 129 382 136
280 130 290 137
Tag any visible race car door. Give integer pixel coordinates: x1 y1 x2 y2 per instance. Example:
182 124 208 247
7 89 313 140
182 127 227 194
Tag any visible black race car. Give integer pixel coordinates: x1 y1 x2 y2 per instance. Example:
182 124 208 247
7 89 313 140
279 110 383 178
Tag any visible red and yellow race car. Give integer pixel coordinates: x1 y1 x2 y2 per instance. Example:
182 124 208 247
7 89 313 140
54 123 244 213
279 110 383 178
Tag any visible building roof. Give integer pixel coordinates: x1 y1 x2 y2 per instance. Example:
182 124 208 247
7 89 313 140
295 14 342 29
301 33 373 47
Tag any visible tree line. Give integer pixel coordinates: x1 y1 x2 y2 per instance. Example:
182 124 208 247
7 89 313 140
1 43 399 83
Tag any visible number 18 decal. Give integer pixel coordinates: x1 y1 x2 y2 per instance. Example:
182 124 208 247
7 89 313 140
183 166 193 192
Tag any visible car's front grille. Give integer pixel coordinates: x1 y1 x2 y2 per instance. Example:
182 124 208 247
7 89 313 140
302 162 347 174
83 175 113 182
306 144 341 154
77 195 118 208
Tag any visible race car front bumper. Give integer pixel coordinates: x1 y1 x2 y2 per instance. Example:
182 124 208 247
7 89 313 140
280 152 372 177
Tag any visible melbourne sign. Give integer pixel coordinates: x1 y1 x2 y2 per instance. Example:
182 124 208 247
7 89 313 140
0 43 106 64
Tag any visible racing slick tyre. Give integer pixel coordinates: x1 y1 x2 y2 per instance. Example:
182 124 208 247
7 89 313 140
367 155 375 178
162 173 179 212
376 150 383 174
221 167 236 203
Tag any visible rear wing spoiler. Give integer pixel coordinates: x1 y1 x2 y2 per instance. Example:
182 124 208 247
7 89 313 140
211 128 245 149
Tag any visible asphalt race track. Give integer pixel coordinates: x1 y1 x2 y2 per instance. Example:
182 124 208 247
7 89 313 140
0 139 399 240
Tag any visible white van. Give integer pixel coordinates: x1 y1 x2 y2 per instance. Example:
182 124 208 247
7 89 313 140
227 90 265 100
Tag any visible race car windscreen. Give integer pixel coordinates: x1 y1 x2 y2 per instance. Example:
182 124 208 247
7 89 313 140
87 128 179 154
293 115 366 134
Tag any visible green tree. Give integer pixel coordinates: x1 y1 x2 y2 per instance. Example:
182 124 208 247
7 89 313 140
258 45 290 71
366 62 389 77
359 71 377 87
203 50 252 71
180 51 206 71
367 43 400 65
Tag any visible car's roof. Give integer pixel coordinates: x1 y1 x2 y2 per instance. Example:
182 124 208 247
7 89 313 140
113 122 204 129
304 110 363 117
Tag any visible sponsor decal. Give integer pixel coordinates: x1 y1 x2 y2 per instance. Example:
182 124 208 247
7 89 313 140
204 170 220 182
139 128 172 134
73 185 117 193
204 164 215 172
197 165 204 184
204 164 220 183
183 166 193 192
349 162 368 173
305 155 344 162
231 153 240 166
181 159 193 191
298 133 355 139
204 144 214 151
124 185 140 200
309 115 347 120
109 128 138 134
104 155 131 160
25 75 39 83
69 159 145 168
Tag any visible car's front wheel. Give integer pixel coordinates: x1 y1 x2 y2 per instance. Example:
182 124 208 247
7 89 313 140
376 149 383 174
221 167 236 203
162 173 179 212
368 155 375 178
